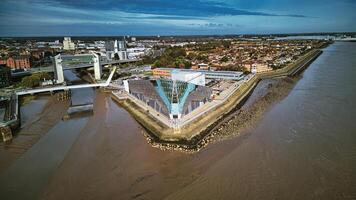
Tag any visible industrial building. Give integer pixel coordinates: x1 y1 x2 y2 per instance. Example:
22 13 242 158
63 37 75 50
0 56 31 69
152 68 244 81
105 40 128 60
114 40 128 60
152 68 171 77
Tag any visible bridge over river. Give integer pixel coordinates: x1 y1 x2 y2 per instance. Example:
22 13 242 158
11 56 138 78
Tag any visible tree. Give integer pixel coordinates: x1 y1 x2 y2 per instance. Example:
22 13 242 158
222 41 231 49
20 72 52 88
116 72 131 78
173 58 191 69
166 47 186 58
174 58 184 68
44 51 53 58
114 53 119 60
32 72 52 81
186 52 197 60
183 60 191 69
142 55 154 64
242 66 250 74
151 46 190 68
196 54 208 62
153 60 162 68
220 56 229 62
21 76 40 88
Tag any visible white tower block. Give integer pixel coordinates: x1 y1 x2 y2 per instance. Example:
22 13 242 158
54 54 64 84
114 40 118 54
92 53 102 80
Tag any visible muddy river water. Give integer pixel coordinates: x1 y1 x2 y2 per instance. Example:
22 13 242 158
0 42 356 199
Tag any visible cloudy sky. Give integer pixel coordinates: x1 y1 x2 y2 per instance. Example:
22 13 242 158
0 0 355 36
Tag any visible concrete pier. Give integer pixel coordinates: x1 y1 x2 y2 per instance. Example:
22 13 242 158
67 104 94 115
0 126 12 142
0 94 20 142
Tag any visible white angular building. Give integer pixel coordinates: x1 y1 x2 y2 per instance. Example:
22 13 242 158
114 40 128 60
63 37 75 50
171 69 205 86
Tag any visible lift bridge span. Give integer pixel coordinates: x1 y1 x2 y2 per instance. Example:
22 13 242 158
54 52 138 84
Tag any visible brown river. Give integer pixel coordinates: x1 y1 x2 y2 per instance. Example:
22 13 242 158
0 42 356 199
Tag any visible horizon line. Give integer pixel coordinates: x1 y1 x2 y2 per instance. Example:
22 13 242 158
1 31 356 39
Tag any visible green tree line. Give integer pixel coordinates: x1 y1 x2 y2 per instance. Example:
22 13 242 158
21 72 52 88
152 47 191 69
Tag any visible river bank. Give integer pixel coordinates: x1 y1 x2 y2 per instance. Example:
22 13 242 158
211 77 298 142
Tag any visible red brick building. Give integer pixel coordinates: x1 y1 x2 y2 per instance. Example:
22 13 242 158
0 56 31 69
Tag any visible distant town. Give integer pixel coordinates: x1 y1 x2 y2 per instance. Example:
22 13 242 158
1 33 355 86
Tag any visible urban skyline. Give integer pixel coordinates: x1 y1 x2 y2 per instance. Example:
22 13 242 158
1 0 356 36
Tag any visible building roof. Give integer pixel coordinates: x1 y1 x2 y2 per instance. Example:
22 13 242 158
0 55 30 60
155 79 196 115
0 64 11 72
155 67 243 76
129 78 211 116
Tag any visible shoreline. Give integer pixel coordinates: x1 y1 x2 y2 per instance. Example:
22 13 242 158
112 48 324 153
211 77 299 143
